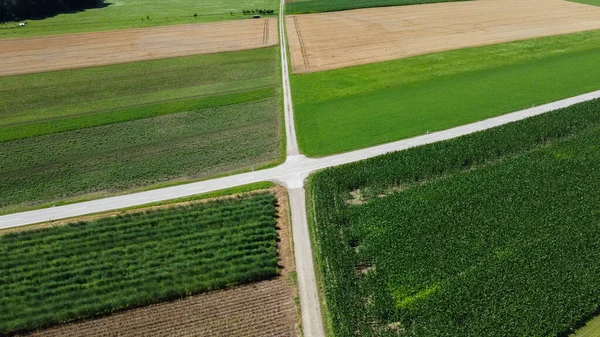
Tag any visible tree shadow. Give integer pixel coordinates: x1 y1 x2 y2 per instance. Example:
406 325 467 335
1 0 112 23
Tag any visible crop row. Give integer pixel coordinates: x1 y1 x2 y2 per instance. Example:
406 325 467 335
0 87 274 142
1 195 275 250
307 99 600 336
0 192 280 335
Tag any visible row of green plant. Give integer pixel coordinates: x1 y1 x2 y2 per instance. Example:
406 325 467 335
286 0 463 14
1 87 273 141
308 99 600 336
1 47 278 127
0 192 279 335
0 48 282 213
292 30 600 156
241 9 275 15
0 98 281 212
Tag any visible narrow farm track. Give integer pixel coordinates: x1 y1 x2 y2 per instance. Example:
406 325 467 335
0 18 278 77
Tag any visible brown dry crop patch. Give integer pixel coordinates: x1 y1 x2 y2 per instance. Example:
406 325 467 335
0 18 278 77
19 186 299 337
285 0 600 73
25 279 296 337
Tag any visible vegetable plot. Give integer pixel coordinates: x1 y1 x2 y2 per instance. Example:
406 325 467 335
0 192 279 335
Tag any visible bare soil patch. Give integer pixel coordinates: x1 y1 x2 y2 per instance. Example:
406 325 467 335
25 279 296 337
286 0 600 73
18 187 299 337
0 18 278 77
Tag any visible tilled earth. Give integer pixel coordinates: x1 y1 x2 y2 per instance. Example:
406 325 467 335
27 279 296 337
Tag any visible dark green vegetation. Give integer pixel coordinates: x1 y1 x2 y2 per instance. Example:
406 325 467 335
292 30 600 156
308 99 600 336
1 0 96 22
0 0 277 38
0 192 279 335
0 48 282 212
286 0 464 14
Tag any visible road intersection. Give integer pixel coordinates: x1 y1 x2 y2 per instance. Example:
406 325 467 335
1 3 599 335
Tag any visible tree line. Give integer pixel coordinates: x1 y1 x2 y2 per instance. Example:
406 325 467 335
242 9 275 15
1 0 98 22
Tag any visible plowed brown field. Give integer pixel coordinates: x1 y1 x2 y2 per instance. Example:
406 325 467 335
19 188 299 337
26 279 296 337
0 18 278 77
286 0 600 73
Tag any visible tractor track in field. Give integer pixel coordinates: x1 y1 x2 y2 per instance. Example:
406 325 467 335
292 16 311 70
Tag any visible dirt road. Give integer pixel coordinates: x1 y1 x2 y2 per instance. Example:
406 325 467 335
286 0 600 73
0 18 278 77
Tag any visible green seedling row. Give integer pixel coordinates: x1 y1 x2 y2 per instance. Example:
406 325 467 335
0 192 279 335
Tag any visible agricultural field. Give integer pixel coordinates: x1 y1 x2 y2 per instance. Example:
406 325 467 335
0 192 282 335
292 30 600 155
286 0 461 14
0 18 278 76
307 99 600 336
0 47 282 213
29 279 297 337
286 0 600 73
0 0 278 39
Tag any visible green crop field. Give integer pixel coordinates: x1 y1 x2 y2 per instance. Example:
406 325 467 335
0 47 282 213
0 0 278 39
292 30 600 156
307 99 600 336
0 192 279 335
286 0 464 14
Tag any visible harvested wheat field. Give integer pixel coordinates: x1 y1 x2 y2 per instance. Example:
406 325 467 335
0 18 278 77
286 0 600 73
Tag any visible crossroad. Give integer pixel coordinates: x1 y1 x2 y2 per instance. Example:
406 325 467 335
1 2 599 334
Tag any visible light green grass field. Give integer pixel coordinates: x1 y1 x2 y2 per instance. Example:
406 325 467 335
286 0 464 14
573 314 600 336
0 0 278 39
0 48 282 212
292 30 600 156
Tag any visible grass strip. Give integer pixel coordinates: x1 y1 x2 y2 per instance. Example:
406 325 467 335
286 0 466 14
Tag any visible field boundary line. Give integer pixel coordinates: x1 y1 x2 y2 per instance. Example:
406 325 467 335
279 0 300 156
